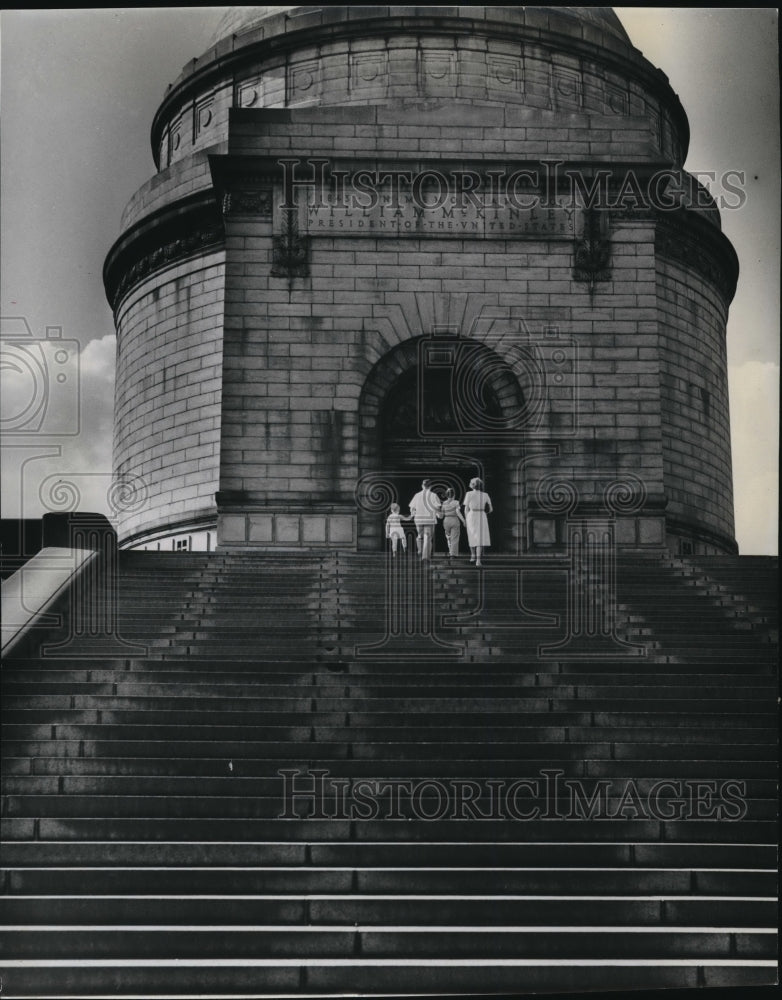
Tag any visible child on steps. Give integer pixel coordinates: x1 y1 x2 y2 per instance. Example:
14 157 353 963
385 503 411 556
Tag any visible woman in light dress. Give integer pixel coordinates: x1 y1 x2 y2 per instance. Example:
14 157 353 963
463 477 492 566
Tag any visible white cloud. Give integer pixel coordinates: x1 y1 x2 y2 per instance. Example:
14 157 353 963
80 334 116 379
729 361 779 554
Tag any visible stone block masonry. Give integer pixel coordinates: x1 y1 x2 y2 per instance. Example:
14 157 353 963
217 206 666 540
112 254 225 546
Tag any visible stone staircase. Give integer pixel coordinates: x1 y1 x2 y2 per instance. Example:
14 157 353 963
0 549 777 996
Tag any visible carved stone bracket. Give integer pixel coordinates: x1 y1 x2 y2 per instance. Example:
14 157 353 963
271 207 309 290
222 189 273 216
573 208 611 294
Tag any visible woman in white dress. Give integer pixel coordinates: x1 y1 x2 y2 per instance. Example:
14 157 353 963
463 477 493 566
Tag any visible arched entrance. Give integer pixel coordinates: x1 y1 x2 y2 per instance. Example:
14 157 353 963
357 337 527 551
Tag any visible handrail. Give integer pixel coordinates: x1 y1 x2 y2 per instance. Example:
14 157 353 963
1 547 96 657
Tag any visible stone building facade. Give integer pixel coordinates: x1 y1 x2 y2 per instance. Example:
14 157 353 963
104 6 739 555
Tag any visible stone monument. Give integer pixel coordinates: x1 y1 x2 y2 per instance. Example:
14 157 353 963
104 6 739 556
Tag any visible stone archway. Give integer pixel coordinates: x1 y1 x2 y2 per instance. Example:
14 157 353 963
356 336 528 551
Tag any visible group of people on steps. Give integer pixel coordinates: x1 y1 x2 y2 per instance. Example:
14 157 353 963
385 478 492 565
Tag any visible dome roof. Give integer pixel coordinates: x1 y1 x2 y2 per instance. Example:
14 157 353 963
209 5 632 48
208 6 293 44
551 6 631 42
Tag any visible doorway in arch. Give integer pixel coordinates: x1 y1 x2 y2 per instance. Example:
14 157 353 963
357 339 527 552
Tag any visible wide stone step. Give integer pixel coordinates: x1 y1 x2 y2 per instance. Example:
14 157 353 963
5 665 772 687
8 756 773 782
3 739 776 766
10 723 773 750
3 865 774 896
1 817 775 843
1 894 776 928
2 840 775 868
7 732 772 762
0 928 775 971
9 674 773 697
22 668 762 687
5 772 775 803
7 679 772 701
0 961 776 998
153 643 775 663
6 707 775 733
10 665 775 685
11 654 770 673
3 793 775 821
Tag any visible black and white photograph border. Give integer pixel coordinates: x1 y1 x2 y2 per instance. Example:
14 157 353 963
0 6 778 1000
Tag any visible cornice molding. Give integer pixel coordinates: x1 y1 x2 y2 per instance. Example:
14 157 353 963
655 209 739 305
103 193 224 312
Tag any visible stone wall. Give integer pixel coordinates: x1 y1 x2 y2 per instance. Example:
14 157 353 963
113 253 225 545
656 256 735 552
227 102 661 161
121 147 225 235
216 102 669 550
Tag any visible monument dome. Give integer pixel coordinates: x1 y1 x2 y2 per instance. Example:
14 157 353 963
208 6 634 46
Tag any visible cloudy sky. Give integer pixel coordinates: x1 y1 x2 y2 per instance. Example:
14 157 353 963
1 7 778 553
